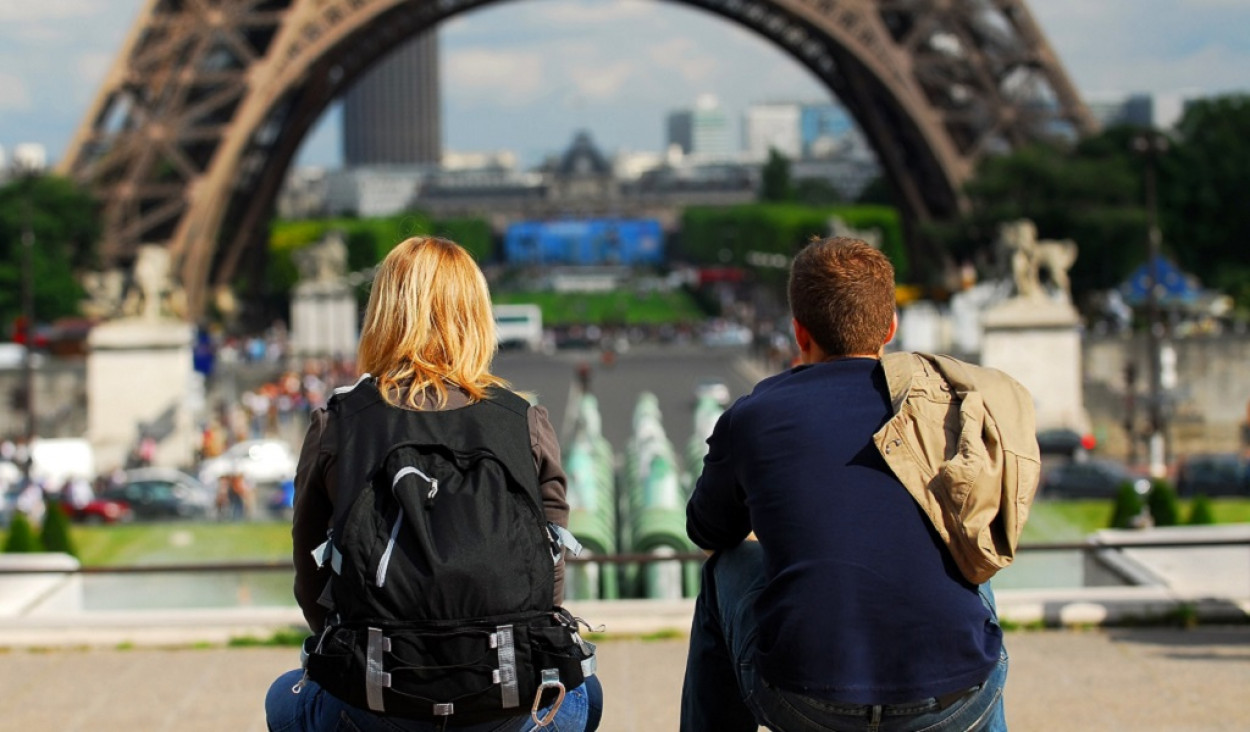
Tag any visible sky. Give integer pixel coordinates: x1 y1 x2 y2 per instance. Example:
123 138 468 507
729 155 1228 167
1 0 1249 170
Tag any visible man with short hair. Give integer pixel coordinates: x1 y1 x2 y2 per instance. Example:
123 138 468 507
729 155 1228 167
681 237 1039 731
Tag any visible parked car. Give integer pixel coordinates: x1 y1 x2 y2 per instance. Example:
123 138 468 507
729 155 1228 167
101 468 213 520
1036 428 1096 458
1041 459 1139 499
63 497 134 524
198 439 298 489
1175 453 1249 497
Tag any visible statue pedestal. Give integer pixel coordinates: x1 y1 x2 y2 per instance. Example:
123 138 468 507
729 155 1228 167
291 282 358 358
981 297 1087 431
87 319 196 471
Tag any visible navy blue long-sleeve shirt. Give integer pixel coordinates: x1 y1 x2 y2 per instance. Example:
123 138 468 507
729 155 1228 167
687 358 1001 704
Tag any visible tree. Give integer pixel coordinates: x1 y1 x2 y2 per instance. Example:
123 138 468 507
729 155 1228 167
1108 481 1145 529
39 501 78 557
759 148 793 203
1187 494 1216 525
928 137 1148 301
3 512 40 553
1147 479 1180 527
1159 94 1250 311
0 175 101 331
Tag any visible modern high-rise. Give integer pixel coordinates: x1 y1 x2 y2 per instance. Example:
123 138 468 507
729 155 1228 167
743 103 802 161
800 103 854 157
342 33 441 166
666 94 731 160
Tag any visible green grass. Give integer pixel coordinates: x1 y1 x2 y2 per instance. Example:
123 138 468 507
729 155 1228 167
1023 498 1250 540
492 289 706 326
2 499 1248 565
63 521 293 567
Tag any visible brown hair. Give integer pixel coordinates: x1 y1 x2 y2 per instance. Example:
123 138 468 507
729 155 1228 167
357 236 507 408
788 237 896 357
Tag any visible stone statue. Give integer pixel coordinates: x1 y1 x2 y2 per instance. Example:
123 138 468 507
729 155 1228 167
114 245 187 320
80 269 128 319
294 230 349 286
996 219 1078 301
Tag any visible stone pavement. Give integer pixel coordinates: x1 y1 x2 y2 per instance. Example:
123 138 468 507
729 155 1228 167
0 626 1248 731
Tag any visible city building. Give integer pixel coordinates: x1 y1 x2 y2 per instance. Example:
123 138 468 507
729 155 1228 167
1084 91 1195 131
800 103 855 157
743 103 802 161
666 95 732 161
342 33 441 166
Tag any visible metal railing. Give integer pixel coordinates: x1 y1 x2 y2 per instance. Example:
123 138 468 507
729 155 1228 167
1 537 1247 576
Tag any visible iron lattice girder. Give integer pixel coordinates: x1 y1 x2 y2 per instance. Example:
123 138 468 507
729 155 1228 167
61 0 1094 319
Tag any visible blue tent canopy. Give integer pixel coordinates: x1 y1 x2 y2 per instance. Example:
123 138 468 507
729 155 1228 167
1120 255 1201 305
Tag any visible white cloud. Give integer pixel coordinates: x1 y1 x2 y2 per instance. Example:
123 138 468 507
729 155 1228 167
0 72 32 111
645 38 718 85
0 0 101 22
567 59 634 99
76 52 113 87
525 0 653 27
444 48 546 106
1085 43 1250 97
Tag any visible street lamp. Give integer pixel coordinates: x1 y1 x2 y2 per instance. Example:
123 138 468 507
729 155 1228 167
12 145 45 467
1132 131 1169 478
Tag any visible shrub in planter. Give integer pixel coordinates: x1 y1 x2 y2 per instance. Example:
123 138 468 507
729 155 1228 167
40 501 78 557
1187 494 1216 525
1147 479 1180 527
3 512 41 553
1109 481 1145 529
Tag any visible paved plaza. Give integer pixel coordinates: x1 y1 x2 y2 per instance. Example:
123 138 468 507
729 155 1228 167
1 625 1248 731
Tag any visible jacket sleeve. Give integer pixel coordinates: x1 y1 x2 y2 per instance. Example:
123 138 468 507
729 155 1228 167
686 405 752 550
528 404 570 605
292 408 334 633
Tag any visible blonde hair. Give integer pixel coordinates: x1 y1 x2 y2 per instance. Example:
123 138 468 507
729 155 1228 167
357 236 507 408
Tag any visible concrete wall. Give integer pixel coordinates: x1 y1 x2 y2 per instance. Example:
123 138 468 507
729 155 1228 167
1084 332 1250 455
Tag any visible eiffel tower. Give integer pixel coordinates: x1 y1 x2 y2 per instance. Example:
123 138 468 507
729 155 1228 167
60 0 1095 318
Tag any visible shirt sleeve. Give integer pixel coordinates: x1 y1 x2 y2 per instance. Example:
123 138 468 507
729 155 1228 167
292 408 334 633
528 404 570 605
686 405 752 550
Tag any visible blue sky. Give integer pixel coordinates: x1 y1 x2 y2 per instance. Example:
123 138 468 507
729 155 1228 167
2 0 1249 169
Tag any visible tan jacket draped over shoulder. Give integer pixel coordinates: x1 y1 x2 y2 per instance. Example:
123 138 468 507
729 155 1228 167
873 352 1042 584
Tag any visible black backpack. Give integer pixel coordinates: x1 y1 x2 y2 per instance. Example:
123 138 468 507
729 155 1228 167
303 379 595 724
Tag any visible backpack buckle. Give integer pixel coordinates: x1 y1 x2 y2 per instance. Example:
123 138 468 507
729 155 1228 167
530 668 566 728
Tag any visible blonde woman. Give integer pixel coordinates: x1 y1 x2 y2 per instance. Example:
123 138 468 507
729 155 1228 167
267 237 602 731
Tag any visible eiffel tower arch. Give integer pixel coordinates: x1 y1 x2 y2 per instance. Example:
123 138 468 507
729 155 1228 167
61 0 1095 319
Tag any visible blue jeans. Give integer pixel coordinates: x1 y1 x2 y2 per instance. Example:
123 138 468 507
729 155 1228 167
680 542 1008 732
266 670 602 732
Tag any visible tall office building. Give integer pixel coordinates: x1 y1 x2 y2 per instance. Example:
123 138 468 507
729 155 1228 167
744 103 802 161
342 33 441 166
666 94 731 160
800 103 854 157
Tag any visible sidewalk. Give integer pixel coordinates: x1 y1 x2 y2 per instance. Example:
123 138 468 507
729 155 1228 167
0 626 1247 731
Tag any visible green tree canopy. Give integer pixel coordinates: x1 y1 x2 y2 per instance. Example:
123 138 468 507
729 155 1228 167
1160 95 1250 309
926 137 1147 300
759 148 793 203
0 175 101 332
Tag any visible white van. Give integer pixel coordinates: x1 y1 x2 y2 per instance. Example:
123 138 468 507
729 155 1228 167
29 438 97 488
494 304 543 351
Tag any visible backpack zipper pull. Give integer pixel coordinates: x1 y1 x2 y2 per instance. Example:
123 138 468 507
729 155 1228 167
424 478 439 509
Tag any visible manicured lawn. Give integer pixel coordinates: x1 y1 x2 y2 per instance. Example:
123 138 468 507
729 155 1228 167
3 500 1248 565
1022 498 1250 541
493 289 706 326
19 520 294 567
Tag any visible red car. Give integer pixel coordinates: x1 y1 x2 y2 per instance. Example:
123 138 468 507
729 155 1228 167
63 497 134 524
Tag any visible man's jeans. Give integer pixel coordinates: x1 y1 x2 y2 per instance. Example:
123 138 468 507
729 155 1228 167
266 671 602 732
680 542 1008 732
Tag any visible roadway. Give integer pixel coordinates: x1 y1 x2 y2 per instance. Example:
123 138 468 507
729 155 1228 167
492 343 766 456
